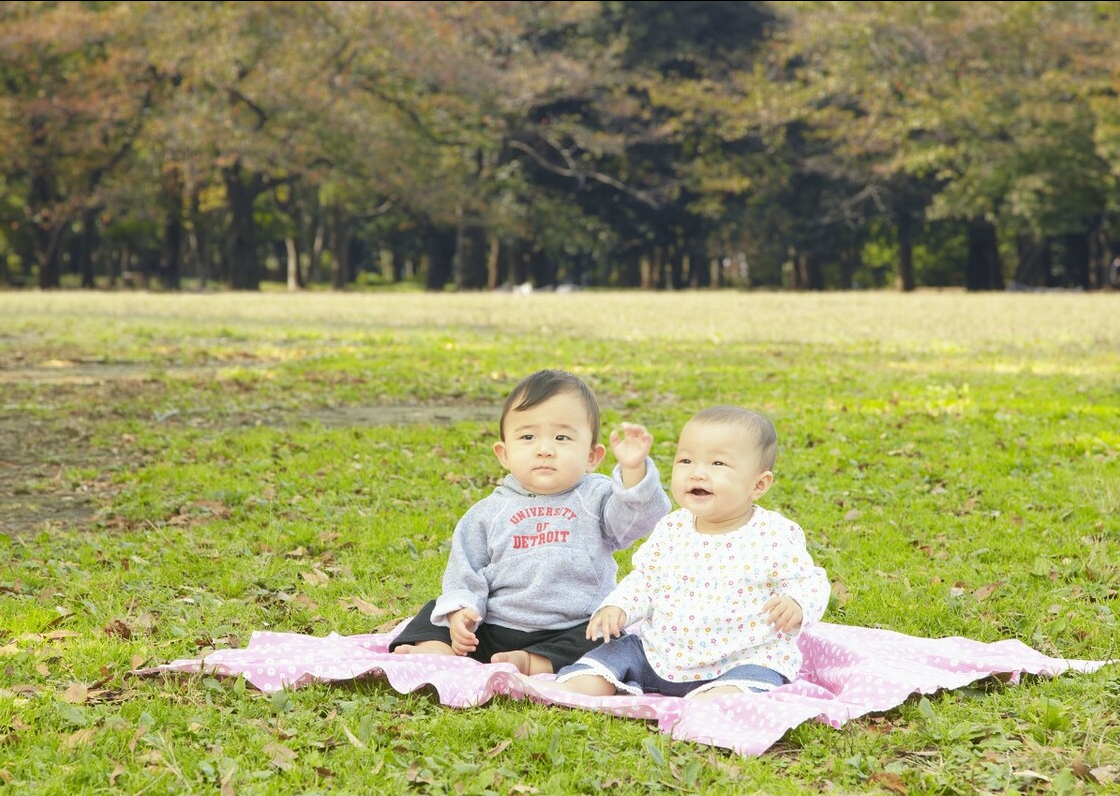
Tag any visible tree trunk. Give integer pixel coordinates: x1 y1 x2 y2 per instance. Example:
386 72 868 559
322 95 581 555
285 237 303 291
669 245 684 289
423 225 455 291
161 211 182 292
328 205 352 290
486 232 503 289
509 242 528 286
223 164 263 290
965 218 1004 291
159 167 183 290
529 249 554 287
1062 233 1091 289
31 170 63 289
453 207 466 291
78 208 99 289
1013 235 1050 286
796 251 824 290
640 251 654 288
895 212 915 292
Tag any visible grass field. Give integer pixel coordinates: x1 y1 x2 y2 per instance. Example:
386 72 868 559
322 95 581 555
1 290 1118 795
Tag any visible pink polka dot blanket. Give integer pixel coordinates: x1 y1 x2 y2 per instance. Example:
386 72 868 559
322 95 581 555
135 622 1110 757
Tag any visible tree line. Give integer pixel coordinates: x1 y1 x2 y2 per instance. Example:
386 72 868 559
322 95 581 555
2 1 1119 292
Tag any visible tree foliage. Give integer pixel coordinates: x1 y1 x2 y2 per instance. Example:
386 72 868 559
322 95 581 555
1 0 1118 291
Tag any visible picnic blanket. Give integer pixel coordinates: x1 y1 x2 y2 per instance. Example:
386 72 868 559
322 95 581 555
136 621 1111 757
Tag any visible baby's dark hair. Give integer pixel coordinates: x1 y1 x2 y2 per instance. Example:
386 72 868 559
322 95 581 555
688 405 778 470
499 369 601 444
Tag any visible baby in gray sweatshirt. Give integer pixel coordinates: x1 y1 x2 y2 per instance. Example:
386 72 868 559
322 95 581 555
389 369 671 675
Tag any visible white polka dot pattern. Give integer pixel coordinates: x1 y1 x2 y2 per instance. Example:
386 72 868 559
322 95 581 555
134 621 1112 757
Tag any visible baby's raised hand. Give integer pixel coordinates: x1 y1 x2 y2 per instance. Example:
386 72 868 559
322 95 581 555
609 423 654 469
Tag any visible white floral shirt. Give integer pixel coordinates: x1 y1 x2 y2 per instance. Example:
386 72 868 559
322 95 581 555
603 506 829 683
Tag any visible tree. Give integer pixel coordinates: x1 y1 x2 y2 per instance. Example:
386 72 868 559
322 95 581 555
0 2 156 288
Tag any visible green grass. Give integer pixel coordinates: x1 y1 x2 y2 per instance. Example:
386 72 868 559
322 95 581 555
1 290 1118 795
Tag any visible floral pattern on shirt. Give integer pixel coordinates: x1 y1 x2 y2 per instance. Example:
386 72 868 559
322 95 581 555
604 506 829 683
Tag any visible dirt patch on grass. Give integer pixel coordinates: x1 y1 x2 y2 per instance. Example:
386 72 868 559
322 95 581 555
0 415 103 536
0 361 494 536
307 404 494 428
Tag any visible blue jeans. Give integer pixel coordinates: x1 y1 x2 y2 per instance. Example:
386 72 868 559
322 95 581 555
555 633 786 697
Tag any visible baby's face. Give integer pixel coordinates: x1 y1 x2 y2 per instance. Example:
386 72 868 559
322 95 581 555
671 420 769 534
493 391 601 495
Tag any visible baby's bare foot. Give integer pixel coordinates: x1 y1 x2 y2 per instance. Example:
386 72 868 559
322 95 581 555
392 640 455 656
491 650 532 674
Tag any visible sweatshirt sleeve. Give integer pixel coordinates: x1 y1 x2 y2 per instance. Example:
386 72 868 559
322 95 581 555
430 501 493 626
601 457 672 550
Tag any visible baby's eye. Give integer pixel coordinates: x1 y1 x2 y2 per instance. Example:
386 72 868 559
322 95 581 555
519 434 535 441
676 458 692 465
712 461 727 466
555 434 572 441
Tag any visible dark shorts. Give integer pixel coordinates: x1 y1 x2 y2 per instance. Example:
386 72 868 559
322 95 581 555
556 632 787 697
387 599 605 672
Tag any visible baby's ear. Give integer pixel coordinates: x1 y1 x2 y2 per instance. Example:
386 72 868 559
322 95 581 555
752 470 774 500
586 442 607 471
493 440 511 470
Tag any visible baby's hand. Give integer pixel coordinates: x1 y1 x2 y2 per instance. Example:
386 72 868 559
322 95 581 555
609 423 654 470
763 595 803 634
449 608 481 655
587 606 628 642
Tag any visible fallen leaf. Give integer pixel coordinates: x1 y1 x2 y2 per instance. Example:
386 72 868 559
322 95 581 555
868 772 907 794
487 739 512 757
109 763 126 786
45 629 79 640
105 619 132 639
1090 765 1118 784
973 582 1000 601
263 741 297 770
844 509 861 521
341 596 384 616
293 593 318 610
342 725 366 749
128 725 148 752
62 682 89 704
301 569 329 586
64 728 97 749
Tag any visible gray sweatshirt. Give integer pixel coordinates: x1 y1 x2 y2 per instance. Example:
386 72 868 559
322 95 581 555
431 458 671 632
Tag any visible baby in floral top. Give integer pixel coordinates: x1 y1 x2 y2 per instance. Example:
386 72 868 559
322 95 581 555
533 405 830 698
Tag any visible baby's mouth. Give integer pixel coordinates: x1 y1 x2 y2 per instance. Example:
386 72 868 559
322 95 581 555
688 488 712 497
